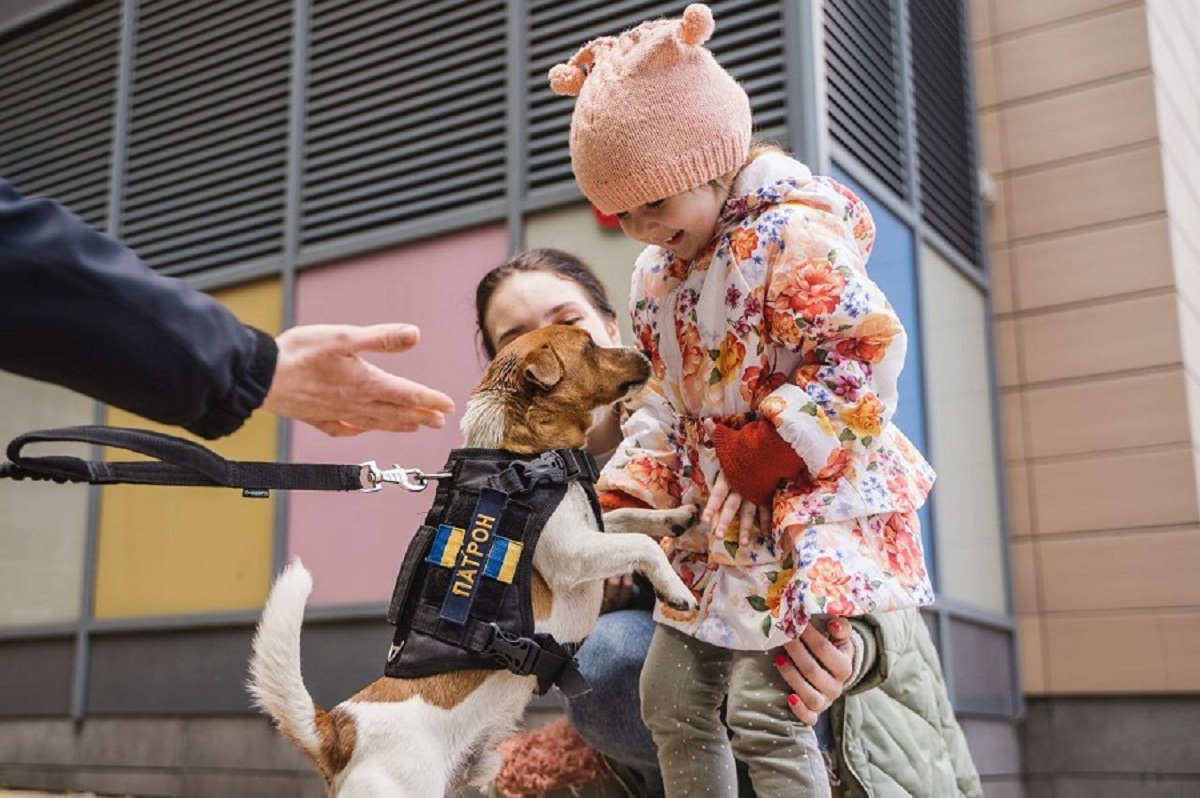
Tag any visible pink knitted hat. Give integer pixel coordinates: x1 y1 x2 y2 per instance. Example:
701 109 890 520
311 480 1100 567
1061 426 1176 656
549 3 752 215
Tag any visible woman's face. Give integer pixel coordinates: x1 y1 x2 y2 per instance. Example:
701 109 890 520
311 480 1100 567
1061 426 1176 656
484 270 621 357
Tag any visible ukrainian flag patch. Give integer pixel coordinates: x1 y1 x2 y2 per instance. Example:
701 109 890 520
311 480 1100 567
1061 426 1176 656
482 537 523 584
426 524 465 568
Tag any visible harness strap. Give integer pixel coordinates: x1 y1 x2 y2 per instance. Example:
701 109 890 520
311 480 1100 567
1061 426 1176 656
407 604 589 697
0 426 363 493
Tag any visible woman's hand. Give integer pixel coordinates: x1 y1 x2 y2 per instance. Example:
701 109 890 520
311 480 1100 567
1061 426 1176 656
774 618 856 725
599 573 635 614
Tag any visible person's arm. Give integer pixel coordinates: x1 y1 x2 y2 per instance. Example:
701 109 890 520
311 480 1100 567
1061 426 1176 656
0 180 454 438
0 179 276 438
596 373 684 510
710 180 905 503
596 263 684 510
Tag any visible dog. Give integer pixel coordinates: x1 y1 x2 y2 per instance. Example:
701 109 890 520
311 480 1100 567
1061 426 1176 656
248 325 698 797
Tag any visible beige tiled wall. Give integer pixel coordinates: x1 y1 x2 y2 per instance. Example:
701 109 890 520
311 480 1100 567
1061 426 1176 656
974 0 1200 694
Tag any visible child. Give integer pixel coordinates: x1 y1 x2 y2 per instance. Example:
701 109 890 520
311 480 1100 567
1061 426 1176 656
549 5 936 797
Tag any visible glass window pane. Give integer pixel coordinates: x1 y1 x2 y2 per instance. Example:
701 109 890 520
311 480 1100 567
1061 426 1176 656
919 244 1007 613
0 374 94 627
949 618 1016 715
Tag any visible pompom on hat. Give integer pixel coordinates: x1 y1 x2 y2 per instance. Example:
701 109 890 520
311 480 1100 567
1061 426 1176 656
549 3 752 215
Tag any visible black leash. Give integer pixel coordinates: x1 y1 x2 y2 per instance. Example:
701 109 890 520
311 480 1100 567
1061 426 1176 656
0 425 446 497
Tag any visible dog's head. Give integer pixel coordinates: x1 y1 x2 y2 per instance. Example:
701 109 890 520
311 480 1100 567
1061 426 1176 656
462 325 650 452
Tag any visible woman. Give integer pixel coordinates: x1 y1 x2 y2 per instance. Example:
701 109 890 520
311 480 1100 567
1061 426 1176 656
477 249 981 798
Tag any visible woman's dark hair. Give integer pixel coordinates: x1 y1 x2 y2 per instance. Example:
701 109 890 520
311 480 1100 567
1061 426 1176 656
475 248 617 358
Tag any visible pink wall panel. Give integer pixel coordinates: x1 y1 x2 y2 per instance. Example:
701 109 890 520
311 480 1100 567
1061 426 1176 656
289 226 506 605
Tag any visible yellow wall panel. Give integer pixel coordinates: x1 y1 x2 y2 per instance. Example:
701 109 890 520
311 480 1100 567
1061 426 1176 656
94 280 282 619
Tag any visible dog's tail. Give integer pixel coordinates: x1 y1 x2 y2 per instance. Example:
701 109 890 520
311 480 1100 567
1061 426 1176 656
248 560 327 761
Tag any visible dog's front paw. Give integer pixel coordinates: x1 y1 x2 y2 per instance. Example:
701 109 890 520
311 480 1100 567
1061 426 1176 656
655 576 699 613
664 504 700 537
658 591 700 613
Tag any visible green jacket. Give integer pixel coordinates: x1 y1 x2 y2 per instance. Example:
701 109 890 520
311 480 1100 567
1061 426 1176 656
834 610 983 798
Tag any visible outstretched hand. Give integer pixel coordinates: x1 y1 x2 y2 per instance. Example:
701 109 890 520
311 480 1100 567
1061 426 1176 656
774 618 856 726
262 323 455 436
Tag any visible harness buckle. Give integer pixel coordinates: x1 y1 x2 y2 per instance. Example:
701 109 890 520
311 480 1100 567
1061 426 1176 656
516 451 566 488
484 623 540 676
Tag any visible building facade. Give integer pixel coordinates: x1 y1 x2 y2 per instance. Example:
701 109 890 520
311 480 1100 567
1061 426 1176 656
975 0 1200 794
0 0 1192 795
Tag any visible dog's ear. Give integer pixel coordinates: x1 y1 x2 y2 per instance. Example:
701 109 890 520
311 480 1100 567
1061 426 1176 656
523 345 563 391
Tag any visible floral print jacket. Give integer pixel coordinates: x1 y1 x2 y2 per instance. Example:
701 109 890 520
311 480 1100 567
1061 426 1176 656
597 153 935 649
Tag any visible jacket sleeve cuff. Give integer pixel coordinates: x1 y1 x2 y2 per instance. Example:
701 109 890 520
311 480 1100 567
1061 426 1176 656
598 490 651 512
184 326 277 439
844 616 887 695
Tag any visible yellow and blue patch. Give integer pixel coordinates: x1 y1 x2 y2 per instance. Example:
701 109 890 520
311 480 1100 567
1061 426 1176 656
482 537 524 584
426 525 465 568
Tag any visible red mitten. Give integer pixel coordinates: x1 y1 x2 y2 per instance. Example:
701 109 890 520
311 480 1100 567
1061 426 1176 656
710 419 809 506
598 489 651 511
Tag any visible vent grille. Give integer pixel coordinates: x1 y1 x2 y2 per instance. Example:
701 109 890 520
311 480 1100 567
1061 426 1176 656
824 0 906 198
301 0 508 248
911 0 980 263
0 0 121 230
526 0 789 198
120 0 292 278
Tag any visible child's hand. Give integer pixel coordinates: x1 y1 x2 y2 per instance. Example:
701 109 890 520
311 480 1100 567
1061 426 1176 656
702 469 772 547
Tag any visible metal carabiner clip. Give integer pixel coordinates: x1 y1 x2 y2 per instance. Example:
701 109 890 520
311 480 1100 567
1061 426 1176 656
360 461 450 493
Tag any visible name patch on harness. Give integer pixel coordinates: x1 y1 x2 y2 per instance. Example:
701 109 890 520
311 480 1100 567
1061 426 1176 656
439 487 508 625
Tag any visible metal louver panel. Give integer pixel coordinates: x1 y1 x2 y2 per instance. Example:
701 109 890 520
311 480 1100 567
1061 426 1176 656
0 0 120 230
911 0 980 264
301 0 508 249
824 0 906 198
121 0 291 278
526 0 789 199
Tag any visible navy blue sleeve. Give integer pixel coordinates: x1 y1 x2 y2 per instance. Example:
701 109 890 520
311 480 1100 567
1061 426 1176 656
0 178 277 439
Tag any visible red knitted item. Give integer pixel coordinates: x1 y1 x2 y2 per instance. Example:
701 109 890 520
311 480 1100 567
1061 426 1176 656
710 419 808 506
598 490 650 511
493 718 613 797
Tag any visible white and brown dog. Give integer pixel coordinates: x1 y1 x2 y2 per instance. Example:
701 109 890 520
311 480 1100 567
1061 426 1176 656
248 325 696 797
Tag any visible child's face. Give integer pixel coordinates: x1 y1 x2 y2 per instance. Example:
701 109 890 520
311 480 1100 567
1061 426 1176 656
615 181 729 261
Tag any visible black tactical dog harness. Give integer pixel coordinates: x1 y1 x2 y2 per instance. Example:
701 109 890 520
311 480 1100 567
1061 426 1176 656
383 447 600 698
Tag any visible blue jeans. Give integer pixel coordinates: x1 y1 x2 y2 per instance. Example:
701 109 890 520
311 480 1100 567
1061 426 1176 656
565 608 666 797
564 608 835 798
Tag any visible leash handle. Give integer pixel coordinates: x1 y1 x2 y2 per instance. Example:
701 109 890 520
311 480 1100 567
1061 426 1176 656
0 425 365 493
